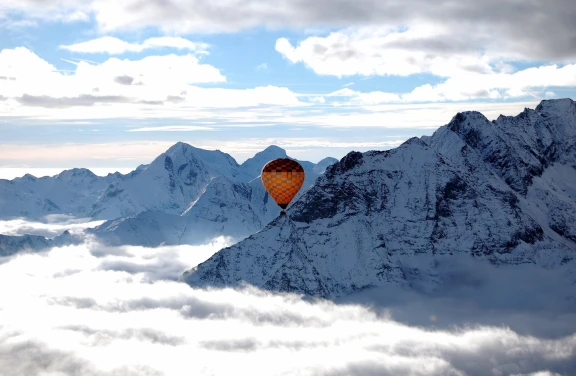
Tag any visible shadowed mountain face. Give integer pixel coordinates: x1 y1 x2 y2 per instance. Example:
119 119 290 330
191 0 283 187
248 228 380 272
183 98 576 298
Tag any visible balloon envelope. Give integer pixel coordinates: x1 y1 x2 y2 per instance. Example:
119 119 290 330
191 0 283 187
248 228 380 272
261 158 305 210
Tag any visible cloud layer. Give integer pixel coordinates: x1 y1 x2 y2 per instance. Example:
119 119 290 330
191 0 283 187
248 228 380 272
0 216 105 238
1 1 575 170
0 219 575 376
276 28 576 100
0 46 309 120
2 0 576 62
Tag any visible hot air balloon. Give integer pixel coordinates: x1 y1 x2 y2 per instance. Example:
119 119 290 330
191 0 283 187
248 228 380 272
261 158 305 216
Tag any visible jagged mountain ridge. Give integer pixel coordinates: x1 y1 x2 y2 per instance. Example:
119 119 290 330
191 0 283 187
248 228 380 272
0 168 119 219
0 144 337 248
0 231 84 257
183 98 576 298
89 154 337 246
0 143 333 221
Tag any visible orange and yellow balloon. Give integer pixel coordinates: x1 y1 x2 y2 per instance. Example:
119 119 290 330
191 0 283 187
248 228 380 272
261 158 305 215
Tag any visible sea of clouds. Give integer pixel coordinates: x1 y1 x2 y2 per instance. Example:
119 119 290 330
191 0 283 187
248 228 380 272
0 214 106 238
0 219 575 376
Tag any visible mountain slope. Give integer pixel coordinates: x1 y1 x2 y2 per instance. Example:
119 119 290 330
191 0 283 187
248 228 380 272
0 169 119 220
89 156 337 246
0 144 335 226
0 231 83 257
183 98 576 298
89 142 253 220
239 145 288 179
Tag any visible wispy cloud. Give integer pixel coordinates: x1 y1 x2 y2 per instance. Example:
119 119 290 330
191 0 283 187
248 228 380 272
60 36 210 55
0 167 135 180
0 141 176 164
128 125 217 132
0 99 544 167
0 217 104 238
255 62 268 71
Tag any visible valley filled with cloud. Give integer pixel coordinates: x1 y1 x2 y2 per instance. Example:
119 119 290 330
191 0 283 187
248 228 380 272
2 0 576 374
1 219 574 376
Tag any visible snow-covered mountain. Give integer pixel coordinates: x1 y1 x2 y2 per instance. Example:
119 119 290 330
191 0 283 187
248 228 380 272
0 230 83 257
183 98 576 298
239 145 288 179
89 142 255 220
0 168 119 220
0 143 336 248
89 151 337 246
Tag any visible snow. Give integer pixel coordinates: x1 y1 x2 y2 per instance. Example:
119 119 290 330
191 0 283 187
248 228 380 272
0 144 337 252
184 98 576 298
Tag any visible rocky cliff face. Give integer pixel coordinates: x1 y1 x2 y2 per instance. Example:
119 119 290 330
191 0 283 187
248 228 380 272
183 99 576 298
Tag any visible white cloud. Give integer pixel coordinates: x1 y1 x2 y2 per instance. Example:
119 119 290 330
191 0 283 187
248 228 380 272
206 138 406 150
0 218 574 376
0 217 105 238
144 37 209 52
188 137 407 162
128 125 216 132
0 47 307 118
275 26 576 91
0 46 569 126
255 62 268 71
60 36 147 54
56 10 90 22
399 64 576 102
0 47 225 100
2 0 574 64
0 18 38 28
275 26 498 78
322 64 576 104
0 100 546 167
275 26 576 103
0 167 135 179
0 141 177 164
307 96 326 104
274 100 542 129
60 36 210 54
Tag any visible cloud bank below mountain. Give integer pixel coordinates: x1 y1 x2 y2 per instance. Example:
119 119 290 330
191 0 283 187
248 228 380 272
0 220 574 375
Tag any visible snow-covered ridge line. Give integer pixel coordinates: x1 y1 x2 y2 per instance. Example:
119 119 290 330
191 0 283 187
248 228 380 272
183 98 576 298
0 144 337 248
0 231 83 257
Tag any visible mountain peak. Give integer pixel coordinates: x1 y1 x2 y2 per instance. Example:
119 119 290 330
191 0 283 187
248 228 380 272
56 168 97 180
536 98 575 113
166 141 200 155
255 145 288 158
163 142 239 170
184 99 576 298
240 145 288 178
263 145 286 153
313 157 339 174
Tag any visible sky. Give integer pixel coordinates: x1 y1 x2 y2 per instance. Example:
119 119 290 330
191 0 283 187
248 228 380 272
1 0 576 173
0 218 575 376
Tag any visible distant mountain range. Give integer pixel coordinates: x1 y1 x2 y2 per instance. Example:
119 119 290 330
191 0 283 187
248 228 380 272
0 144 337 253
183 98 576 298
0 230 84 257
